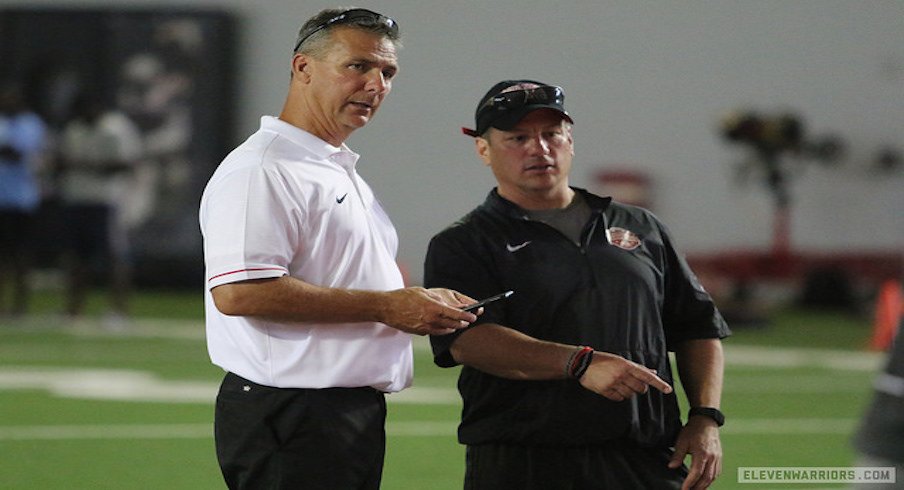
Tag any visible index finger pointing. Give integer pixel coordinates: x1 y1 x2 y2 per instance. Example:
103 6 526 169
634 369 673 394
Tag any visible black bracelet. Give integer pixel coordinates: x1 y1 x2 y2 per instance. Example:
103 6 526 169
688 406 725 427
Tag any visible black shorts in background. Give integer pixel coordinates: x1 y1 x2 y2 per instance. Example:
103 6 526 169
62 203 112 262
0 210 33 255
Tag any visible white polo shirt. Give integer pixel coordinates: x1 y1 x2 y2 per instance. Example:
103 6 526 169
58 110 143 207
199 116 412 392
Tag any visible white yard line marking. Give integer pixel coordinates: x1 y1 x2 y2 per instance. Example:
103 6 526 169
723 373 874 393
0 344 883 404
724 345 883 372
0 319 887 372
0 367 459 405
0 423 213 440
0 422 459 440
0 418 857 441
0 316 206 340
0 368 217 404
722 418 857 435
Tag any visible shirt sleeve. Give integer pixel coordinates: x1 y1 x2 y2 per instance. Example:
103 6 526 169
424 227 506 368
657 219 732 348
201 164 300 290
13 114 47 154
100 112 143 162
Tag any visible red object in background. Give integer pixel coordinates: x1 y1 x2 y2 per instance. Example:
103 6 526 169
687 250 902 283
592 168 653 209
771 205 793 272
871 279 903 351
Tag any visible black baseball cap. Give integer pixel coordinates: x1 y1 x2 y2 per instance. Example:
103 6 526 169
462 79 573 137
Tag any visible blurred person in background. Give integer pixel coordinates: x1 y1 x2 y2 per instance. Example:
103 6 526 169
425 79 731 490
852 317 904 489
199 8 477 489
57 92 143 328
0 81 47 317
117 18 200 210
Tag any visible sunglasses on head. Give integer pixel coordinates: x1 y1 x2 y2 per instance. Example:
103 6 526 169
294 8 399 52
479 86 565 113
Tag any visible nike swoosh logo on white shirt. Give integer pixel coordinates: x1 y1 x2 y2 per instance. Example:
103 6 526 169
336 193 348 204
506 241 532 252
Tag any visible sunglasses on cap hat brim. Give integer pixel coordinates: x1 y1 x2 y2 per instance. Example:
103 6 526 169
462 85 571 137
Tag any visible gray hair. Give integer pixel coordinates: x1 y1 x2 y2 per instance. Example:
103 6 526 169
294 7 402 58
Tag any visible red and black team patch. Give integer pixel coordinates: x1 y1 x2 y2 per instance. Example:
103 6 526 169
606 227 642 250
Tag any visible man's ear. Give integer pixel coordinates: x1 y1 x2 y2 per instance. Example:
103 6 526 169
476 136 492 166
291 54 312 82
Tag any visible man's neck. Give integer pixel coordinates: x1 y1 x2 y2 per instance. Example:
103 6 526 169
279 95 350 148
499 185 575 211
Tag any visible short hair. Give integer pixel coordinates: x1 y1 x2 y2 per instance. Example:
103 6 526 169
294 7 402 58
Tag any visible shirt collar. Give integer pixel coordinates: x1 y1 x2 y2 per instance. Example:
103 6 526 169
484 187 611 219
260 116 360 170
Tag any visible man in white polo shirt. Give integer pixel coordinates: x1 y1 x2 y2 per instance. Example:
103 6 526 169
199 8 478 489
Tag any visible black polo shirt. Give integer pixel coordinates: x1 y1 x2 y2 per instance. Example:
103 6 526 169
425 187 730 447
853 332 904 462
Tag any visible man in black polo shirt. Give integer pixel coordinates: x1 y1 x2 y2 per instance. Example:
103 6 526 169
852 318 904 489
425 80 731 490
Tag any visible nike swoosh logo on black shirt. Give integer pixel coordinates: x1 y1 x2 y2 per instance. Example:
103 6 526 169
506 241 532 252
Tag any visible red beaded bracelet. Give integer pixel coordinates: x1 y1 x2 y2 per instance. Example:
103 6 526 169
568 346 594 379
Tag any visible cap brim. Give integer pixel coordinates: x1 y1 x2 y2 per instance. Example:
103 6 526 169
490 105 573 131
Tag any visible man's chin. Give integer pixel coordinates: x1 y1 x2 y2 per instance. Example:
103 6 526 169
344 112 374 129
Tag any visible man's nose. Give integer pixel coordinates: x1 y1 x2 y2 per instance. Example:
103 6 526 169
365 70 390 93
527 135 551 154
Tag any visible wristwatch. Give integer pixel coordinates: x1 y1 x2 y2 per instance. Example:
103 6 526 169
688 407 725 427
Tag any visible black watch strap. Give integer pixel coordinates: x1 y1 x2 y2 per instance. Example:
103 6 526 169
688 407 724 427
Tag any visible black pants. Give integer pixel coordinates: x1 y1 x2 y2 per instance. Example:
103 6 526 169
61 204 113 261
215 372 387 490
464 441 688 490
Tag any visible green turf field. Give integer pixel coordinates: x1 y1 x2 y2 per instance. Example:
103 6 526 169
0 290 887 489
